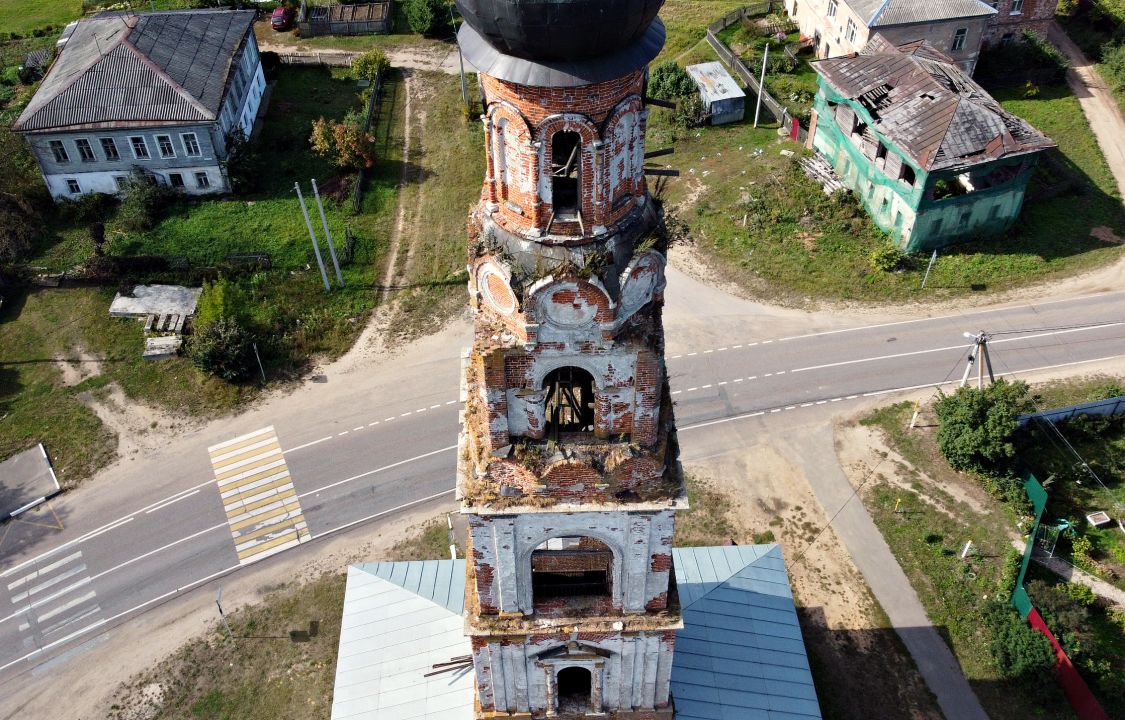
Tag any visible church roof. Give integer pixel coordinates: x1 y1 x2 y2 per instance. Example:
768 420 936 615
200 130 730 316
330 547 821 720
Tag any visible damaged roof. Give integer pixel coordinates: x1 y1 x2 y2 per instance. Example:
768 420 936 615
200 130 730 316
846 0 995 27
811 38 1055 171
14 9 255 132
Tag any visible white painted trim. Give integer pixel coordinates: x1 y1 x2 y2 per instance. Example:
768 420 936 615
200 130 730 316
128 135 151 160
154 133 177 159
180 132 202 158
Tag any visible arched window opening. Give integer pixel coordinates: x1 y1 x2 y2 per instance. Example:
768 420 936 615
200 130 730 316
556 666 593 714
494 119 509 197
543 366 595 438
550 131 581 218
532 536 612 603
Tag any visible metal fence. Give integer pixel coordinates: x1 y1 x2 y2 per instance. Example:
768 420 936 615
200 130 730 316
279 52 357 67
703 2 807 142
353 70 385 212
1017 395 1125 426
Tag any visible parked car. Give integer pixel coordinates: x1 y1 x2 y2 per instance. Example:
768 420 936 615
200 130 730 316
271 6 295 30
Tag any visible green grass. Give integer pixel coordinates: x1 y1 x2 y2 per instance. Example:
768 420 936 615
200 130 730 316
107 514 454 720
658 0 747 60
0 0 80 35
860 402 1076 720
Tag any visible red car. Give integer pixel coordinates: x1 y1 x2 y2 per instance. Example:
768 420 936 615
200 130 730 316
271 6 295 31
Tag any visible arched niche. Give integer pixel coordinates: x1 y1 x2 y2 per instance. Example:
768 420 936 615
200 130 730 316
521 532 622 614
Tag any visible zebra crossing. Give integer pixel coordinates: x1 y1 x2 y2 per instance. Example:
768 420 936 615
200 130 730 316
208 426 310 566
6 550 102 651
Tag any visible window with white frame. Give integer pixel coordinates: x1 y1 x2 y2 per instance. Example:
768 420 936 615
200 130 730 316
952 28 967 51
113 175 127 192
827 0 837 16
100 138 120 161
845 18 857 43
76 138 96 162
156 135 176 158
194 171 210 189
181 133 201 157
130 136 150 159
66 178 80 194
1010 0 1023 12
49 140 69 163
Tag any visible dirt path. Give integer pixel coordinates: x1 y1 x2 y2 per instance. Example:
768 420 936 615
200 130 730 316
1049 20 1125 203
377 71 417 307
255 40 464 75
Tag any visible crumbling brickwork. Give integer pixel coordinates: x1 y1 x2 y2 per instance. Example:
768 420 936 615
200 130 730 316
982 0 1058 46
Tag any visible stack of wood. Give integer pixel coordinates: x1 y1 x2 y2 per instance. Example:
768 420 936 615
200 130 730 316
798 155 847 195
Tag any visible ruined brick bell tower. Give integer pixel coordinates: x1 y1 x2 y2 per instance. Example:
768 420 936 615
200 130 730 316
455 0 685 717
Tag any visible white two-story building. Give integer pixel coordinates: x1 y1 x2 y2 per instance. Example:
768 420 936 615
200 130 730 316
13 9 265 199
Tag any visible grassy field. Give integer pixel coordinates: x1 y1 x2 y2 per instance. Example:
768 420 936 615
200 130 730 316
860 401 1077 719
0 0 80 35
107 515 453 720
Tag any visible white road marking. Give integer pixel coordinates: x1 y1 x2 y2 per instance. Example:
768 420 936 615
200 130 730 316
733 378 743 383
687 352 698 356
36 591 97 624
338 431 349 436
430 405 441 409
732 345 742 349
384 417 395 422
78 517 133 545
703 350 713 354
3 579 92 624
369 421 380 426
445 400 457 405
686 387 698 392
718 381 727 386
209 436 277 464
11 565 86 603
296 445 457 498
7 553 82 590
144 489 200 514
286 435 333 453
671 390 681 395
88 523 228 584
353 426 364 432
207 426 273 453
701 384 712 389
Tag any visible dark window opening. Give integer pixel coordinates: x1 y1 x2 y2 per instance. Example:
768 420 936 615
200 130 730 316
543 366 594 437
900 164 916 187
169 173 185 189
550 131 580 218
557 666 593 714
532 536 612 602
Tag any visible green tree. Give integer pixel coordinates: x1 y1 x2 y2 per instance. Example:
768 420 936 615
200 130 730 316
983 602 1056 681
189 317 256 382
195 277 246 328
648 60 697 101
403 0 449 36
934 379 1036 473
118 169 176 232
352 49 388 83
309 112 377 169
0 191 39 263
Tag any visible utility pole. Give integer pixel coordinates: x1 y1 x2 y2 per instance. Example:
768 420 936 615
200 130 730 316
920 248 938 290
451 5 469 112
215 587 233 640
960 331 994 389
294 182 331 292
754 44 769 128
311 179 345 287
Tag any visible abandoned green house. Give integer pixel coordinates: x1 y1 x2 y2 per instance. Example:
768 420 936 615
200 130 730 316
808 37 1055 252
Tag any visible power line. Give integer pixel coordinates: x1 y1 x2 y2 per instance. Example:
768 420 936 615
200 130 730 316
988 320 1123 336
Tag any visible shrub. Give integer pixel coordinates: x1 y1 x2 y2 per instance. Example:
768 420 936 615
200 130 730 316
983 601 1056 681
0 191 41 263
869 240 905 272
195 277 246 328
997 547 1023 598
934 380 1037 474
352 49 388 83
1 66 20 86
1102 42 1125 92
309 113 377 169
117 169 176 232
648 60 697 102
189 317 256 382
403 0 449 36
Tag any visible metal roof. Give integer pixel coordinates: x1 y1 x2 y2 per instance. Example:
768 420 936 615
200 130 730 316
685 62 746 104
331 561 473 720
812 40 1055 171
672 545 821 720
14 9 255 132
847 0 995 26
458 18 665 88
331 547 820 720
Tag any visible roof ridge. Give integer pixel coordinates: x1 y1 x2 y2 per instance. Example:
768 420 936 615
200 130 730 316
122 35 215 120
867 0 895 26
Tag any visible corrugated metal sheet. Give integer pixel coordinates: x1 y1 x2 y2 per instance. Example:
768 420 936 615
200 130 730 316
685 61 746 104
14 10 254 132
331 561 473 720
812 41 1055 170
671 545 821 720
849 0 994 26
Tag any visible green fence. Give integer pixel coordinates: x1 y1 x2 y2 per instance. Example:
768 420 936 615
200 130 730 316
1011 471 1049 618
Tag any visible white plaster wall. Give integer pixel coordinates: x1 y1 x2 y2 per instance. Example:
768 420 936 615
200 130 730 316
45 163 223 199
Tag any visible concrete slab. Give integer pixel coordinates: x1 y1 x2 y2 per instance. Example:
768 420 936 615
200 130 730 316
109 285 201 319
143 335 182 361
0 444 61 520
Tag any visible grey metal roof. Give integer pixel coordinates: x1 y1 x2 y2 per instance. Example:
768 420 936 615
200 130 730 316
847 0 995 26
686 62 746 104
13 9 254 132
812 40 1055 170
331 547 820 720
672 545 821 720
331 561 473 720
458 18 665 88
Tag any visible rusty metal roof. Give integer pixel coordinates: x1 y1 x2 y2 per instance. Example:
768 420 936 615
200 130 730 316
685 62 746 104
14 10 255 132
812 40 1055 171
847 0 995 26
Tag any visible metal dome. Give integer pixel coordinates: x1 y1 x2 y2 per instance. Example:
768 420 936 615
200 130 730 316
454 0 665 62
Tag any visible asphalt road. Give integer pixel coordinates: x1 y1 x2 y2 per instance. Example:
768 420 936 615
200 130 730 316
0 285 1122 688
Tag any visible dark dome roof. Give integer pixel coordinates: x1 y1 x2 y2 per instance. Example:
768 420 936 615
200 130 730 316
454 0 665 62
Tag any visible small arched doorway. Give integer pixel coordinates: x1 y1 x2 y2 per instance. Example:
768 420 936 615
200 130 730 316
542 366 595 438
556 666 592 714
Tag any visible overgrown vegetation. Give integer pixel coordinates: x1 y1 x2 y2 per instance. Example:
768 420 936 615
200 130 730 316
1057 0 1125 109
975 31 1069 89
647 60 706 127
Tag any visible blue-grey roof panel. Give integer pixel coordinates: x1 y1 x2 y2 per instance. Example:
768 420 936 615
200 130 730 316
671 545 821 720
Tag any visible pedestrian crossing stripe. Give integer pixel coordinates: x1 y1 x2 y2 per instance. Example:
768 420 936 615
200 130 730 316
208 426 310 566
